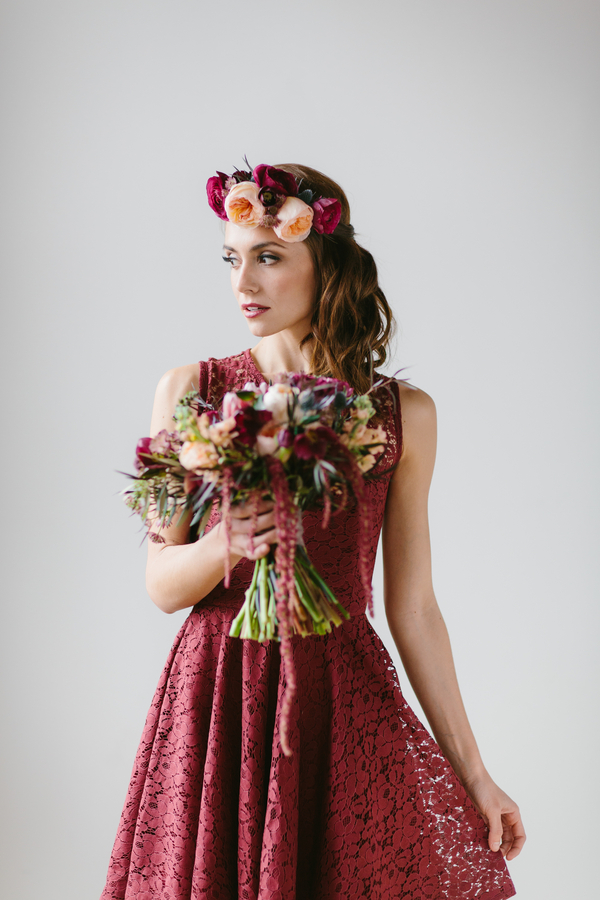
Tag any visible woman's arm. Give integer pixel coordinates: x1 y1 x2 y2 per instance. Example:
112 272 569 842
382 384 525 860
144 366 276 614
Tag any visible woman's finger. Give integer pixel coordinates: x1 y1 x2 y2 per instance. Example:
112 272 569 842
231 510 275 535
230 498 274 519
504 813 526 860
487 811 503 854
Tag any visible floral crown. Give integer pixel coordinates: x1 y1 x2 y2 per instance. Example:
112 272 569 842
206 163 342 243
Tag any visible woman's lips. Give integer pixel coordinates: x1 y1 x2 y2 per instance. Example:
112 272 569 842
242 304 270 318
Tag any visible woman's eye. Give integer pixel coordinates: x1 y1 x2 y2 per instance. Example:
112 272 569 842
258 254 279 265
222 256 238 267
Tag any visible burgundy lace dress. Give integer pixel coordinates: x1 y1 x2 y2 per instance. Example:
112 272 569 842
101 350 516 900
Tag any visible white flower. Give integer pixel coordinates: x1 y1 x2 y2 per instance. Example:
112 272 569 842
262 383 294 424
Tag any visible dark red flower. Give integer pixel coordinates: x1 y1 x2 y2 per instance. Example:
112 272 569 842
312 198 342 235
206 172 230 221
293 426 336 460
253 164 298 198
234 406 273 445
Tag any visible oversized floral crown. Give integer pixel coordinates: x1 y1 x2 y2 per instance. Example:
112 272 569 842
206 163 342 243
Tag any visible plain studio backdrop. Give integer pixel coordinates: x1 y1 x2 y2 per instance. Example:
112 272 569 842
1 2 598 898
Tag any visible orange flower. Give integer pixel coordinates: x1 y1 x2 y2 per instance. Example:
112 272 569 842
274 196 314 242
224 181 263 227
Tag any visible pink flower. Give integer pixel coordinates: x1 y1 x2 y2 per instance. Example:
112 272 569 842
222 391 248 419
312 197 342 235
224 181 263 228
273 196 314 243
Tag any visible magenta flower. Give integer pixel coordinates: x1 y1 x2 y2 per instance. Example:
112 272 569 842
312 198 342 235
206 172 230 221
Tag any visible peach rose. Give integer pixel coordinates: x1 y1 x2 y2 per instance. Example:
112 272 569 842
179 440 218 471
207 417 237 447
224 181 263 228
274 196 314 242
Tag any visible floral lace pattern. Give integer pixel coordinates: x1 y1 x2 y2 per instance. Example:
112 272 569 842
101 350 515 900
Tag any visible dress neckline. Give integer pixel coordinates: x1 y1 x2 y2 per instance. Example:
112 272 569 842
244 348 267 383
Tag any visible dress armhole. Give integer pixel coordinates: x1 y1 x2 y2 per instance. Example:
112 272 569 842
391 380 404 461
198 360 209 403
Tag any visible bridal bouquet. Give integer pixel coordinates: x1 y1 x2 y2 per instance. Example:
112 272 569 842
123 373 387 753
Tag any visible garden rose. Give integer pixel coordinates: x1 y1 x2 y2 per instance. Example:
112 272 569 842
263 383 294 423
179 440 218 470
274 197 314 243
224 181 263 228
312 197 342 235
207 417 237 447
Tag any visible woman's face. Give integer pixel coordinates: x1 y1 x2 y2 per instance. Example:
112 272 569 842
223 223 316 340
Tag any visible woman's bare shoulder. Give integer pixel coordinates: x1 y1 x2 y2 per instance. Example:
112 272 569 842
395 381 437 462
150 363 199 436
397 381 436 426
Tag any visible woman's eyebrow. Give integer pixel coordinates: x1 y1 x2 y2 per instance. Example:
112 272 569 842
222 241 286 252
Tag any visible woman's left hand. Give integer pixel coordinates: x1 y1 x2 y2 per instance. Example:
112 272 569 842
462 773 526 860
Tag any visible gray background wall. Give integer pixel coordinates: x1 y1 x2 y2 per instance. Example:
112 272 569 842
1 2 598 898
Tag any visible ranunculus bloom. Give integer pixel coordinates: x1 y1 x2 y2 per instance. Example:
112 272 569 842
312 197 342 235
179 440 218 470
253 164 298 198
224 181 263 228
274 196 314 242
206 172 230 221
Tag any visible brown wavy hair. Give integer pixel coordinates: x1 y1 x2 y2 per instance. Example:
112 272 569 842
277 163 395 394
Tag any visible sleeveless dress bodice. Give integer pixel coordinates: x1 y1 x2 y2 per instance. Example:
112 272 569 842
100 350 516 900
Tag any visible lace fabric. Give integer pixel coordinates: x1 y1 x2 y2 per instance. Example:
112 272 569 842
100 350 515 900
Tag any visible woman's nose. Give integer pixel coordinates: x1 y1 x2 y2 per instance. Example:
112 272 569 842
236 262 258 294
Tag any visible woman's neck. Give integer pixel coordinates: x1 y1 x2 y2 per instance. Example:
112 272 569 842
250 333 313 379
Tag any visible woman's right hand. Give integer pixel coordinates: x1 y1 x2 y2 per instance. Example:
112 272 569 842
225 496 277 561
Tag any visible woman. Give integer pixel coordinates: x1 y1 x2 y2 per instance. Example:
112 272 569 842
101 163 525 899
